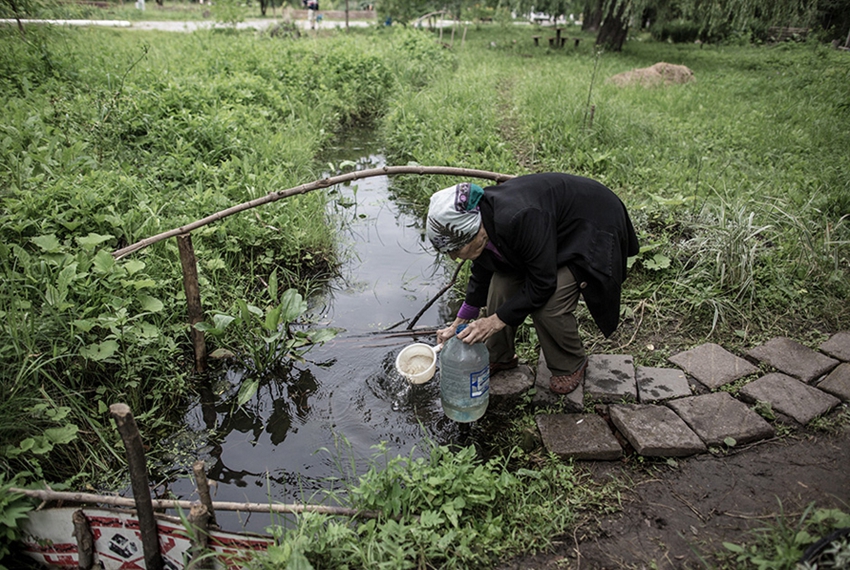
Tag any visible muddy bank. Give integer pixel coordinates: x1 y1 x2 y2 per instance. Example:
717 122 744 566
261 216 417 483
498 424 850 569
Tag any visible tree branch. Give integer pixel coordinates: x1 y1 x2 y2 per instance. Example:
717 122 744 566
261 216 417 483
112 166 513 259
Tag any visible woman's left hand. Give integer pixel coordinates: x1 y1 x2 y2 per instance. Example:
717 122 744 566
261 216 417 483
457 314 506 344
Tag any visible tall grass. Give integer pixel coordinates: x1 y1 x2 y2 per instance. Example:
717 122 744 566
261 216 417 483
379 26 850 351
1 20 849 568
0 25 447 487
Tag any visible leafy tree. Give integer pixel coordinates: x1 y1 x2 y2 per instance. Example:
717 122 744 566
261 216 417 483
588 0 843 51
377 0 435 25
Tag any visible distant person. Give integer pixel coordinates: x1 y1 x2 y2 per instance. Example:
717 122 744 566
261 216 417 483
427 173 638 394
307 0 319 29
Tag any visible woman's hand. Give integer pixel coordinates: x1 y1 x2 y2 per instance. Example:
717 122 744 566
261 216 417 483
437 319 467 345
457 314 506 344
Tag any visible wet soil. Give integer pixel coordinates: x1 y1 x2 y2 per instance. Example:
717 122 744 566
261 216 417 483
497 424 850 569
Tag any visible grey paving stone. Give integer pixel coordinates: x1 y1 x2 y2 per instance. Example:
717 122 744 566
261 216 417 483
532 352 583 412
817 362 850 402
668 343 758 389
666 392 774 447
636 366 692 403
585 354 637 403
747 337 839 384
609 404 706 457
490 364 535 399
820 331 850 362
738 372 841 425
536 413 623 460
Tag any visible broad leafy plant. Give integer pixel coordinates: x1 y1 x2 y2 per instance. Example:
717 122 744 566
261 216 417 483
196 269 338 405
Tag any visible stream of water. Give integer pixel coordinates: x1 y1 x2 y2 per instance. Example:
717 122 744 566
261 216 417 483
162 130 471 533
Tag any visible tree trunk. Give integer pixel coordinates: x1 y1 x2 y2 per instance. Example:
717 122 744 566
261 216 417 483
596 0 629 51
582 0 602 32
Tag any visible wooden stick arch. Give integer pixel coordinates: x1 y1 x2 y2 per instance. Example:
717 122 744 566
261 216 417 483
112 166 513 259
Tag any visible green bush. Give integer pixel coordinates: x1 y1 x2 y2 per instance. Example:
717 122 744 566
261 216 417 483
650 19 702 43
0 26 403 490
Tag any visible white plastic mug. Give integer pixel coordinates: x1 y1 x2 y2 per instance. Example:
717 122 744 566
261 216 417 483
395 343 443 384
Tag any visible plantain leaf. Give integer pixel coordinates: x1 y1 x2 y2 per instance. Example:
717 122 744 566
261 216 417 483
138 295 164 313
80 339 119 361
237 379 259 407
279 289 307 323
31 234 61 253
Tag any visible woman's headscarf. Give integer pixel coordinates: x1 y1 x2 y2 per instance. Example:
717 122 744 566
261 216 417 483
426 182 484 253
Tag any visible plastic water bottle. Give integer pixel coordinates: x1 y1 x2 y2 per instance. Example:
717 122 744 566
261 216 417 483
439 325 490 422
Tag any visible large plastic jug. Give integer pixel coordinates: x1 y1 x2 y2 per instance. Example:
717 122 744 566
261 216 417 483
439 325 490 422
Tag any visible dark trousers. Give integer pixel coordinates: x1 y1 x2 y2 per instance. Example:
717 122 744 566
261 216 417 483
483 266 586 376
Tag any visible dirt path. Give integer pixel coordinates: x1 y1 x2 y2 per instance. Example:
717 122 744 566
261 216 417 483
498 425 850 569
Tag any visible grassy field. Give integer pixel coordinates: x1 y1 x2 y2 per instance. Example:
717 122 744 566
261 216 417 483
1 19 848 568
382 24 850 362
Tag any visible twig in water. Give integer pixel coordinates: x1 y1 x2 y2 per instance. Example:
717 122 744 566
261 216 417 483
407 261 465 329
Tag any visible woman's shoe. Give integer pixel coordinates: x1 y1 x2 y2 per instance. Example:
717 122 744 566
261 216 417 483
549 357 588 395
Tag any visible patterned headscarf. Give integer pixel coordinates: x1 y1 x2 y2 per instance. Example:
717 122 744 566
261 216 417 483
426 183 484 253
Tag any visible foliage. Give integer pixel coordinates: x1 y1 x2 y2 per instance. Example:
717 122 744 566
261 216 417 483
721 504 850 569
0 26 403 493
650 18 703 42
248 441 619 569
0 476 33 563
212 0 245 27
598 0 831 45
195 269 340 403
380 27 850 349
1 19 849 569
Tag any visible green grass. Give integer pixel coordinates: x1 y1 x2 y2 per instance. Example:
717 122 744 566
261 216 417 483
0 24 446 487
248 440 621 569
380 25 850 355
0 0 372 22
1 20 850 569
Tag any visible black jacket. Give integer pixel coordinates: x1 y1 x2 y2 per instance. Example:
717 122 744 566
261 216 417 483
466 172 639 338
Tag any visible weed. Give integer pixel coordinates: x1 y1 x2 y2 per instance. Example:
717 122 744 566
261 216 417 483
250 439 621 569
720 503 850 570
808 405 850 434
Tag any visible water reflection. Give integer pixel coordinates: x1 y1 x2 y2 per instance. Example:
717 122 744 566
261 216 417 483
168 130 472 532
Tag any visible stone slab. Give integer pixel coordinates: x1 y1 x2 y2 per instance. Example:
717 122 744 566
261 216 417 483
817 362 850 402
668 343 758 389
820 331 850 362
536 413 623 460
738 372 841 425
666 392 774 447
490 364 535 399
636 366 692 403
585 354 637 403
532 352 583 412
748 337 839 383
609 404 706 457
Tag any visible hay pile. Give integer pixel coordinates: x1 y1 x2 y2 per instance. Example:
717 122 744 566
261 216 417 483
607 62 695 87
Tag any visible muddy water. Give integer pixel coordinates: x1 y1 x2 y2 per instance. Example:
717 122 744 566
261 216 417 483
164 131 474 533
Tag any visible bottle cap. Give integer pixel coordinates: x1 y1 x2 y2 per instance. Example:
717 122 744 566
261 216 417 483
456 324 467 334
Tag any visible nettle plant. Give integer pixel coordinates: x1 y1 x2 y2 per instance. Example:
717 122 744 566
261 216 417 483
195 269 338 406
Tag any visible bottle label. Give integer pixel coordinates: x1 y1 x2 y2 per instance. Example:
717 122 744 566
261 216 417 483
469 365 490 398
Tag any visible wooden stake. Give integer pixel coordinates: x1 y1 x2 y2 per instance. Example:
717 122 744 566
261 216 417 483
177 234 207 373
193 460 216 527
72 510 94 570
109 403 163 570
187 503 212 570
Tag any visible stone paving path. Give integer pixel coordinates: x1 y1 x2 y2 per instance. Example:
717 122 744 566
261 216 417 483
489 332 850 460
